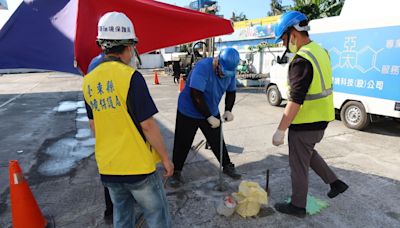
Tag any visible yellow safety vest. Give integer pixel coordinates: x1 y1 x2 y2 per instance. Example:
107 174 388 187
82 61 160 175
290 42 335 124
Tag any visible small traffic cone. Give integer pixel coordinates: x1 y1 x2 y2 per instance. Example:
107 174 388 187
178 77 185 92
153 70 160 85
9 160 47 228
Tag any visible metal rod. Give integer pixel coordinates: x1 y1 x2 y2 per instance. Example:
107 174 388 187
266 169 270 193
219 120 224 191
191 139 205 151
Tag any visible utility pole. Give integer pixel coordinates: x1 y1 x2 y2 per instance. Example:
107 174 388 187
200 1 218 57
188 1 218 57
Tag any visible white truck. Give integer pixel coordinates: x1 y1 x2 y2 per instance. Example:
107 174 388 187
266 0 400 130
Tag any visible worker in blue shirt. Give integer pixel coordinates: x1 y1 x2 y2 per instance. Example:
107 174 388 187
87 53 104 73
169 47 242 188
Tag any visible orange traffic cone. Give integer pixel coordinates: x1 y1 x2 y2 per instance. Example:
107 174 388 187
153 70 160 85
178 77 185 92
9 160 47 228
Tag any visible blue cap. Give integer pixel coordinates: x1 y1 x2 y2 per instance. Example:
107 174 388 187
274 11 308 43
218 48 240 77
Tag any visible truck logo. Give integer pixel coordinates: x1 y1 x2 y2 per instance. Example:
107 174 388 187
329 36 384 74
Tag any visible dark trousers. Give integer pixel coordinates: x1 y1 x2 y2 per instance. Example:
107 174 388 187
173 111 232 171
104 187 113 211
288 129 338 208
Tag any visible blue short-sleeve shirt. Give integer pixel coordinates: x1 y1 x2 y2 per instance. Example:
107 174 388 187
87 53 104 73
178 58 236 119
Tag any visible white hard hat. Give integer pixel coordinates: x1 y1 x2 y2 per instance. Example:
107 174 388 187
97 12 138 42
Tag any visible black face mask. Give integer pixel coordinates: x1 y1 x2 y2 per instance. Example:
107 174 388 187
277 31 291 64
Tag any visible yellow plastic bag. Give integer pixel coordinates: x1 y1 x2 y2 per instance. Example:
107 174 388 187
232 181 268 218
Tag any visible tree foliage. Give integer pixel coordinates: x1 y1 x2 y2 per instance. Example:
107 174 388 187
231 12 248 22
290 0 345 20
268 0 285 16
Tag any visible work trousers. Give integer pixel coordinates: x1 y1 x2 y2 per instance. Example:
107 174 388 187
173 111 231 171
288 129 338 208
103 172 171 228
104 187 113 211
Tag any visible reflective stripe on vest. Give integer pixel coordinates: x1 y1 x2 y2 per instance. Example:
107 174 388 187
83 61 160 175
297 49 333 101
290 42 335 124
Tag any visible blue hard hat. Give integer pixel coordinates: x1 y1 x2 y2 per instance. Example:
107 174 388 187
218 48 240 77
274 11 308 43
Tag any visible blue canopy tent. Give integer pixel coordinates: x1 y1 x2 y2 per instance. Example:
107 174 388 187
0 0 79 74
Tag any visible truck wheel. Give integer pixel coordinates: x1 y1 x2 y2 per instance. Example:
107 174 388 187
340 101 370 130
266 85 282 106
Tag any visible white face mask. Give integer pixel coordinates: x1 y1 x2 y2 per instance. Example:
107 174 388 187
288 35 298 53
128 46 137 68
129 55 137 68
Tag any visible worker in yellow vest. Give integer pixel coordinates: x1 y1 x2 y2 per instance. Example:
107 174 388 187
82 12 173 228
272 11 349 218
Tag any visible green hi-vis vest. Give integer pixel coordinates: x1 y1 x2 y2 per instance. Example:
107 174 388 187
290 42 335 124
82 61 160 175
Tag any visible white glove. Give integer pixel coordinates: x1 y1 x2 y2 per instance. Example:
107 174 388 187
272 129 285 146
207 116 221 128
222 111 234 122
